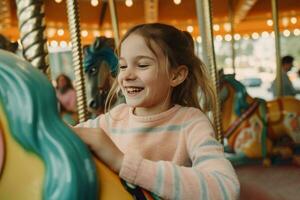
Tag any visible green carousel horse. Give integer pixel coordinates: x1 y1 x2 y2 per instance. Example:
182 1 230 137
0 50 156 200
83 36 119 115
221 74 300 165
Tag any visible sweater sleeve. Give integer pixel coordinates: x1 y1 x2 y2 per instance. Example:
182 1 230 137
119 116 240 200
75 116 101 128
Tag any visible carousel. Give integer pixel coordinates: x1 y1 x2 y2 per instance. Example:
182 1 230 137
0 0 300 199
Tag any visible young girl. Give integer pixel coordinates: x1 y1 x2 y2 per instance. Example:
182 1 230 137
74 23 240 199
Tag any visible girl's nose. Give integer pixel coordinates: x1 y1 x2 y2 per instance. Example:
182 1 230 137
123 66 136 80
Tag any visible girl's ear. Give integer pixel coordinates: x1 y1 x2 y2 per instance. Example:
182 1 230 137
170 65 188 87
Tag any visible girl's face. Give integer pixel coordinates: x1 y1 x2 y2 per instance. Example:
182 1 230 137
118 34 173 116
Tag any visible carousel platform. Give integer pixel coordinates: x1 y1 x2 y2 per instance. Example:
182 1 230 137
236 164 300 200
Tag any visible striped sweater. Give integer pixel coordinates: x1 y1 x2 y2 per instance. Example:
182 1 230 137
78 104 240 200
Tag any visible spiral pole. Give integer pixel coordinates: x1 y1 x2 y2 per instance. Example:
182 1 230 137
66 0 88 122
15 0 49 76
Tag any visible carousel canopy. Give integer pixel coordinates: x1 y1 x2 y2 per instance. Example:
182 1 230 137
0 0 300 44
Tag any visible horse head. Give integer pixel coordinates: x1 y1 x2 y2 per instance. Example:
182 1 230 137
220 74 253 116
83 37 118 115
220 74 253 130
0 34 18 53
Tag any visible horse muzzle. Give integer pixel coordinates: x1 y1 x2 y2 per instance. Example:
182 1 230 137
88 90 109 112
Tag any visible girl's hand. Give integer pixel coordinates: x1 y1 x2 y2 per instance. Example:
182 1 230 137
73 127 124 173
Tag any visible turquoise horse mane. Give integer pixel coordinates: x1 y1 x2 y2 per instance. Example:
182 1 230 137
0 50 98 199
84 36 118 77
223 74 250 116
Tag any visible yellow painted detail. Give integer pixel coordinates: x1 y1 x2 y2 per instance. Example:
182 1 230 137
0 105 44 200
94 159 132 199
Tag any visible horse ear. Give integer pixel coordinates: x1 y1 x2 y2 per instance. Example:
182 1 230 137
0 34 18 53
94 36 114 50
93 37 115 51
93 37 102 50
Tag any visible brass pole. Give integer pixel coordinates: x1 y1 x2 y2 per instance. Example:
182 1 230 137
271 0 282 97
195 0 209 66
66 0 88 122
15 0 50 77
229 0 236 74
108 0 120 46
195 0 223 143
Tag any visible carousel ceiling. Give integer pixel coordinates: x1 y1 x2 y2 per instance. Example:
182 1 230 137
0 0 300 44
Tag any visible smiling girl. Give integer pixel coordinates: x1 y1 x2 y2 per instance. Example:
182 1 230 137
74 23 239 200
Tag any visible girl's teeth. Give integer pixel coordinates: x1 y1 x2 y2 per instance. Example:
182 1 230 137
126 87 143 94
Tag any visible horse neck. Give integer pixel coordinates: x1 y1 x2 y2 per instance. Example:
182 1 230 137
221 80 256 131
225 77 255 115
98 62 113 90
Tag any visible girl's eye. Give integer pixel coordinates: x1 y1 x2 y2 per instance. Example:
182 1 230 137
119 65 127 69
138 64 149 68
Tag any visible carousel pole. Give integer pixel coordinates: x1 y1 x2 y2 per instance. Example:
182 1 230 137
271 0 282 97
195 0 208 66
195 0 223 144
66 0 88 122
108 0 120 46
229 0 236 75
15 0 50 77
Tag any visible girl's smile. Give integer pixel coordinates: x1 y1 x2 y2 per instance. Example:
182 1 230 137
124 86 144 96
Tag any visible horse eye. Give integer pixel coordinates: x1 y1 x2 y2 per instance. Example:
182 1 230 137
89 67 97 75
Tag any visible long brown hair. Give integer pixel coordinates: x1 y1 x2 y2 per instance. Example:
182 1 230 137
105 23 216 114
56 74 74 93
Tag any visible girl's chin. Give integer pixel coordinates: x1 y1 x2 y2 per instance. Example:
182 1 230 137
125 99 150 110
126 101 143 108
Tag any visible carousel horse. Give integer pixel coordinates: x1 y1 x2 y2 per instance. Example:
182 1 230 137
0 50 158 200
220 74 300 166
83 37 119 115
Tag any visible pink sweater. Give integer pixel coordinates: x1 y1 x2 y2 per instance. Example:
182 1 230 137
78 104 240 199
